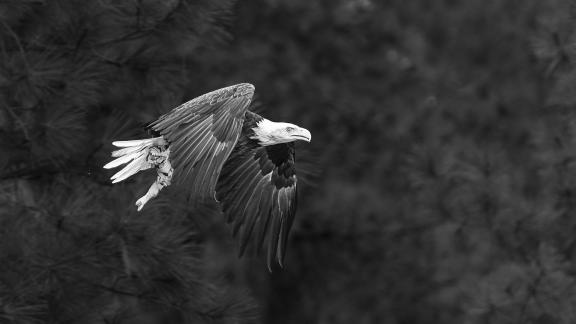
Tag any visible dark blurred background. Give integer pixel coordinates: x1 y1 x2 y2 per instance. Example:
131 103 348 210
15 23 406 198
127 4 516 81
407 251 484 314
3 0 576 323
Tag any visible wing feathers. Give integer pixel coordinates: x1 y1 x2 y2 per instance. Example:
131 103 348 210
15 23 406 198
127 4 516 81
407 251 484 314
277 187 295 265
255 189 275 254
267 191 282 271
237 176 269 255
149 83 254 201
219 162 260 209
216 139 297 269
218 156 258 190
200 142 225 191
194 139 219 193
177 120 212 172
228 169 261 225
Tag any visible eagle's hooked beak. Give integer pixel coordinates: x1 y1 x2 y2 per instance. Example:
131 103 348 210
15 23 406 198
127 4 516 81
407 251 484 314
292 127 311 143
253 121 311 145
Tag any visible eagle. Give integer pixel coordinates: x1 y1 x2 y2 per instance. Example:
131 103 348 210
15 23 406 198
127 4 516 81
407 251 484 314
103 83 311 269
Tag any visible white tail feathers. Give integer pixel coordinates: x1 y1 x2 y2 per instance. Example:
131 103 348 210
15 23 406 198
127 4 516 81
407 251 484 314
112 138 161 147
103 137 166 184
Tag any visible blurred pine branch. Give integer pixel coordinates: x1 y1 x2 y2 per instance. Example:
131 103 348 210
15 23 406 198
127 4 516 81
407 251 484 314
0 1 258 323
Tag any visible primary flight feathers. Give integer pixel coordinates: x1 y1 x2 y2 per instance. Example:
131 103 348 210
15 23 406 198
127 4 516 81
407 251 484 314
104 83 311 269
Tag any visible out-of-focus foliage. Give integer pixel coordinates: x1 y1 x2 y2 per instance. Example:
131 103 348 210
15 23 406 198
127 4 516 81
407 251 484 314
0 1 258 323
208 0 576 323
4 0 576 323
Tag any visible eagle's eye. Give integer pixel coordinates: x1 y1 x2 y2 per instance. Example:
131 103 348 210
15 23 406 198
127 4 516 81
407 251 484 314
286 127 295 132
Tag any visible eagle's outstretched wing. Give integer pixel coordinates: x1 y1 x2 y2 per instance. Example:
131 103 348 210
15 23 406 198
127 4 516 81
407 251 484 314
216 135 297 270
149 83 254 201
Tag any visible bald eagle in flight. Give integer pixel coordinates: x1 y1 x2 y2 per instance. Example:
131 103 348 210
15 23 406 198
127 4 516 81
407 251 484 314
103 83 311 269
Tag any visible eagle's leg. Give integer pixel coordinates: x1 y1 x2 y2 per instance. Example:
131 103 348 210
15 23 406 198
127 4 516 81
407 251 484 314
135 146 173 211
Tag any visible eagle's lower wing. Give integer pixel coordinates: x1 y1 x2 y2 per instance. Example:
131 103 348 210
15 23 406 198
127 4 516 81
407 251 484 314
149 83 254 201
216 140 297 270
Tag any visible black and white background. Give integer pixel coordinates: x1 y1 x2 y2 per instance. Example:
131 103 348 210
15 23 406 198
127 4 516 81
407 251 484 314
1 0 575 323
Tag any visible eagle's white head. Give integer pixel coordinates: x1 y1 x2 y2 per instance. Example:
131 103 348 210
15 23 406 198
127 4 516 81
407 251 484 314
251 118 311 146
